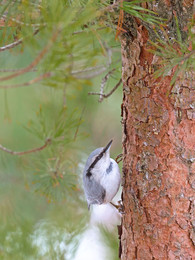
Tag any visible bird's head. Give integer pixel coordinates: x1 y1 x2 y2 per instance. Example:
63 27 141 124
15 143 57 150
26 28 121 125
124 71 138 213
85 140 113 176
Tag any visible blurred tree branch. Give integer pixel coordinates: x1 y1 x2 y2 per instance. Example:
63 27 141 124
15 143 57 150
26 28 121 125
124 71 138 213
0 29 39 52
0 138 51 155
2 14 46 27
0 37 23 52
0 72 52 89
0 30 58 81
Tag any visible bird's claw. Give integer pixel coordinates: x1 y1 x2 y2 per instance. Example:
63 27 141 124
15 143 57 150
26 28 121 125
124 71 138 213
118 200 125 214
110 200 125 214
115 153 123 164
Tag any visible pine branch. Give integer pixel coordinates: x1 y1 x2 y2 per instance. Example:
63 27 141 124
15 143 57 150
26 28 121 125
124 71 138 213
149 15 195 85
2 14 46 27
122 0 163 25
0 29 39 52
0 37 23 52
0 138 51 156
72 45 113 79
0 30 58 82
182 50 195 61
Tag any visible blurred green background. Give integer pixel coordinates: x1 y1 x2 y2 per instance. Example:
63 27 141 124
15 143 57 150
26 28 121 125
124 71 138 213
0 68 122 260
0 1 122 259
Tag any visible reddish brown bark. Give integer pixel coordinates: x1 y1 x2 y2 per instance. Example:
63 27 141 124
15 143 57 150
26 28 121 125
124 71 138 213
120 2 195 259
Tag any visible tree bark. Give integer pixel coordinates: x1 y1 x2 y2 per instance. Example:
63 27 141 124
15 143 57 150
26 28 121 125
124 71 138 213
120 1 195 259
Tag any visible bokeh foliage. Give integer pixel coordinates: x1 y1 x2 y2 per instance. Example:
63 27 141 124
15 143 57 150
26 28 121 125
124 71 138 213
0 0 122 259
1 0 194 259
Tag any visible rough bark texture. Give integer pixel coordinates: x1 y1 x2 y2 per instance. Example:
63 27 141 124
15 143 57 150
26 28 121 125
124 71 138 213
120 1 195 259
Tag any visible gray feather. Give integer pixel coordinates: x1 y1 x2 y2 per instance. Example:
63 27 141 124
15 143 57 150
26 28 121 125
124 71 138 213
83 174 106 207
83 147 105 207
84 148 103 173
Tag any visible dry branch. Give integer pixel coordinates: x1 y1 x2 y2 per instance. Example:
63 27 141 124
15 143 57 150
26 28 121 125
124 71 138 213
88 78 122 102
99 69 116 101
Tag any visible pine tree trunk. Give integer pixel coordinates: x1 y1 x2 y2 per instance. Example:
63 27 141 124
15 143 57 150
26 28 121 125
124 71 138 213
120 1 195 259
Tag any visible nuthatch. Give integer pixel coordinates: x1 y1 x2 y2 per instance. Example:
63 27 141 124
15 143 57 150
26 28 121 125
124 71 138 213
83 140 121 209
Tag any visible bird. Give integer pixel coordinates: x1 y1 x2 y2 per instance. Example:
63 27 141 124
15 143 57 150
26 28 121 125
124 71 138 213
83 140 121 209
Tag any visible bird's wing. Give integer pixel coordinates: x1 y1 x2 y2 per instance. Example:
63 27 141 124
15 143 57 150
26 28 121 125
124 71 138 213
83 175 106 206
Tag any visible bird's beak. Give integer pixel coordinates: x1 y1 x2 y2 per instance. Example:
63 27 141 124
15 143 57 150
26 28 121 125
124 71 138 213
104 140 113 153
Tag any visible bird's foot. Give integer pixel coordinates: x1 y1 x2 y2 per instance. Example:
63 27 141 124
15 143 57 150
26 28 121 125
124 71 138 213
115 153 123 164
110 200 124 214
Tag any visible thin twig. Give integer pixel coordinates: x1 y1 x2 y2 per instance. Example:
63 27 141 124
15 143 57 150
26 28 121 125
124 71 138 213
0 72 51 89
0 38 23 52
0 29 39 52
99 69 115 102
103 78 122 98
88 78 122 102
0 138 51 156
63 85 66 107
0 30 59 82
74 107 85 141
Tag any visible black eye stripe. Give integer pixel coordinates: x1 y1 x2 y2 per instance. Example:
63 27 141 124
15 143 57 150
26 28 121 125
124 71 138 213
86 140 112 178
86 151 104 177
